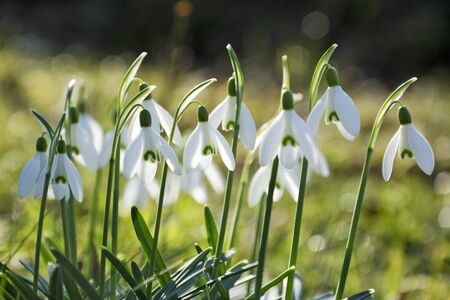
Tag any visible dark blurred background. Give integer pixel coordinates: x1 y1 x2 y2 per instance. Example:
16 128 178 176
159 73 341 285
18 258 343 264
1 0 448 82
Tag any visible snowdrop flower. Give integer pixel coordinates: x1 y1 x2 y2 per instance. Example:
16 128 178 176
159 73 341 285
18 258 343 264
18 136 48 199
183 106 235 171
123 109 181 183
128 83 182 145
67 107 99 171
259 90 320 169
308 67 360 141
248 163 300 207
209 76 257 149
121 172 151 211
77 101 104 158
51 140 83 202
382 107 434 181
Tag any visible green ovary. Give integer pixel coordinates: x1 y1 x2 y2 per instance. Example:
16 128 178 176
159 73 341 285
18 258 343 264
202 145 215 155
55 176 66 183
327 111 340 123
400 149 413 159
225 120 235 131
144 150 159 162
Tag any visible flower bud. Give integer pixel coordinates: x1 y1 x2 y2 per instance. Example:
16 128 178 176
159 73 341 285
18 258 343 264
139 109 152 127
398 106 412 125
70 107 79 124
227 76 237 97
326 67 340 87
282 90 294 110
139 82 152 100
36 136 48 152
198 106 209 122
57 140 67 154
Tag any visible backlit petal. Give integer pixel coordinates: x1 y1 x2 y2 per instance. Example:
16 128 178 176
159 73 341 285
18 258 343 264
239 103 257 149
407 124 434 175
382 129 400 181
209 97 228 128
123 133 144 178
211 125 235 171
333 86 360 140
248 166 271 207
64 155 83 202
19 154 42 199
259 112 284 166
183 126 202 170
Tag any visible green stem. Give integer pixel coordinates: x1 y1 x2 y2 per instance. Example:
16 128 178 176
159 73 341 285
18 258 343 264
110 142 122 299
32 172 51 292
247 194 266 296
67 197 77 264
228 152 253 251
334 148 373 299
253 157 279 299
88 170 102 279
284 158 308 299
99 158 115 297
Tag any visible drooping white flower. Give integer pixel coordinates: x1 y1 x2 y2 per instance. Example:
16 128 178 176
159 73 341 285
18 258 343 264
209 76 257 149
258 90 320 169
18 137 48 199
128 83 182 146
183 106 235 171
248 163 300 207
308 67 360 141
66 107 99 171
123 109 181 182
101 126 130 171
382 107 434 181
50 140 83 202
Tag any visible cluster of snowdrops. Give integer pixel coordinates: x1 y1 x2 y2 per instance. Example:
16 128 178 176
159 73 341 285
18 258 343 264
10 44 435 299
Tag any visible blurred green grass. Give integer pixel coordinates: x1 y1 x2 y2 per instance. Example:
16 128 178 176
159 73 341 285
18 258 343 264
0 47 449 299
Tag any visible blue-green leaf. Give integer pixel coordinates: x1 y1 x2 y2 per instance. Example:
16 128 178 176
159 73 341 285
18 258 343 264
118 52 147 105
204 206 218 252
31 110 54 138
177 78 217 118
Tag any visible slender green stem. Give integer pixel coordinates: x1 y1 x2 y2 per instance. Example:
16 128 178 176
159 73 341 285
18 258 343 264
284 158 308 299
228 152 253 251
99 158 115 297
32 172 51 292
67 197 77 264
110 142 121 300
334 148 373 299
247 194 266 296
88 169 102 279
253 157 279 299
60 199 71 265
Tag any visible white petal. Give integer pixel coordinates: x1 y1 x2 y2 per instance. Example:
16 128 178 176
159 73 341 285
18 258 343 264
34 167 47 199
407 124 434 175
123 133 144 178
290 112 318 165
73 125 99 171
307 95 327 136
138 162 158 188
198 154 213 171
122 177 148 210
312 148 330 177
19 154 42 199
210 125 235 171
52 182 67 201
153 101 183 145
382 129 400 181
99 130 114 168
280 144 299 169
142 101 161 136
183 125 202 170
333 86 360 140
79 114 104 152
248 166 270 207
278 166 300 201
204 162 225 193
190 185 208 204
127 112 141 145
64 155 83 202
259 113 284 166
336 122 357 141
238 103 257 149
153 131 181 175
209 97 228 129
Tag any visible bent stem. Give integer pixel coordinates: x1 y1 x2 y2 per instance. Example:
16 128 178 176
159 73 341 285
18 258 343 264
110 142 121 300
284 158 308 300
334 77 416 299
253 157 279 299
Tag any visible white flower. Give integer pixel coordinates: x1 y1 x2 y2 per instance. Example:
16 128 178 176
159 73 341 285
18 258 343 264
123 109 181 182
50 140 83 202
18 137 48 199
66 107 99 171
209 77 257 149
183 106 235 171
248 163 300 207
307 67 360 141
128 85 182 146
382 107 434 181
258 90 320 169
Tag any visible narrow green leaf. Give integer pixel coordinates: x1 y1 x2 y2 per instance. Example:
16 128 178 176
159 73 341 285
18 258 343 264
345 289 375 300
5 271 40 300
131 261 145 286
246 266 295 299
118 52 147 104
102 247 147 300
204 206 219 252
31 110 54 138
60 269 82 300
226 44 244 102
215 279 229 299
51 248 101 300
177 78 217 116
309 43 338 109
19 260 49 293
48 266 63 300
131 206 172 287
